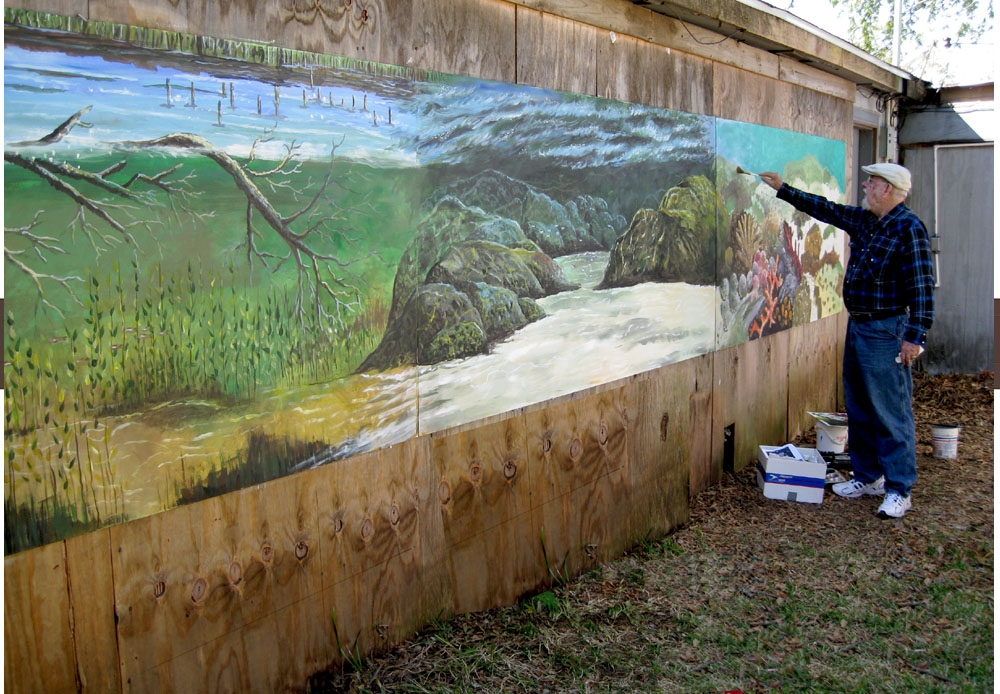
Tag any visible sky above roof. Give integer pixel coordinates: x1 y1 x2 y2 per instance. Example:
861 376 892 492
763 0 995 87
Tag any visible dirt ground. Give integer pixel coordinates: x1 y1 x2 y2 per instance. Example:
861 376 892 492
309 371 994 693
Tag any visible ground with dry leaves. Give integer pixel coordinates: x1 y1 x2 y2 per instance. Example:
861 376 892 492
309 372 994 693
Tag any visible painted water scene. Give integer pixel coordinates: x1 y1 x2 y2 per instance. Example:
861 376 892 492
3 19 845 553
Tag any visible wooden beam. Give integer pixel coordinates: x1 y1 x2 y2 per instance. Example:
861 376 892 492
509 0 779 79
4 542 78 693
634 0 903 91
66 529 123 693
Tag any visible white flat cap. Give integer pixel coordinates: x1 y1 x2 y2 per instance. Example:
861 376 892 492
862 162 912 193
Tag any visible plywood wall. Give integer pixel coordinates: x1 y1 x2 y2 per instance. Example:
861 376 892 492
3 0 851 691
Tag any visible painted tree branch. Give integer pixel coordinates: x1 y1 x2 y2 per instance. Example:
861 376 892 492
6 107 371 329
117 132 371 329
10 104 93 146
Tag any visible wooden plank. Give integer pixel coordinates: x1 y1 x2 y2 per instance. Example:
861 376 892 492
516 7 597 94
619 0 902 91
369 437 449 645
511 0 779 79
432 416 531 547
525 385 630 580
626 357 712 542
837 308 848 411
112 462 324 693
713 62 793 129
314 438 448 663
111 498 236 692
778 57 854 103
88 0 189 33
5 0 88 17
786 317 839 442
4 542 78 694
597 31 713 114
432 415 543 613
65 529 122 693
792 82 854 141
712 329 791 473
526 385 629 504
689 381 715 497
378 0 516 82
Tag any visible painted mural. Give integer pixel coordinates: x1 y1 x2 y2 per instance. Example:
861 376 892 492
3 17 845 554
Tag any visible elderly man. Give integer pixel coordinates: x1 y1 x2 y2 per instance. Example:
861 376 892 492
758 163 934 519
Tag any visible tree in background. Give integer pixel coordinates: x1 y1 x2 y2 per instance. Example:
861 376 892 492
827 0 994 82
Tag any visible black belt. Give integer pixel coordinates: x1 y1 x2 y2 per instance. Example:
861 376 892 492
848 310 904 323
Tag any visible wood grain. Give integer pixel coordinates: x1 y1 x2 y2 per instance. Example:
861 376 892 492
786 316 840 442
713 62 794 129
65 529 122 693
433 416 544 612
312 438 448 664
525 386 630 580
627 355 713 536
510 0 779 80
712 329 791 473
516 7 597 94
778 56 854 103
4 542 78 693
112 464 323 693
379 0 516 82
89 0 189 33
597 31 712 115
5 0 88 17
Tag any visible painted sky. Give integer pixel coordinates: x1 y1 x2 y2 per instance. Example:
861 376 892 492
716 118 846 191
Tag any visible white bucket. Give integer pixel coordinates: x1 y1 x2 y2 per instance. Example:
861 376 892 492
816 421 848 453
931 423 960 459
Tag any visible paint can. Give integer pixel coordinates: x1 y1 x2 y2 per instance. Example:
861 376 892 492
930 423 960 459
815 421 848 453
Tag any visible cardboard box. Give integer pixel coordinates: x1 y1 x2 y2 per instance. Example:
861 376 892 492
757 445 827 504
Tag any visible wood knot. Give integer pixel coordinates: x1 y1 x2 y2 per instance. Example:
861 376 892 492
361 518 374 541
660 412 670 441
584 543 598 559
190 577 208 605
332 517 344 534
438 481 452 505
375 623 388 639
153 580 166 600
598 423 609 446
228 560 243 586
503 459 517 480
294 540 309 561
343 0 351 6
390 503 400 526
469 462 482 483
260 542 274 567
361 8 369 22
542 437 552 453
569 437 582 461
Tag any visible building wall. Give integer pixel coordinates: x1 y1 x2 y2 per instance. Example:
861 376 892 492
904 143 995 373
3 1 853 692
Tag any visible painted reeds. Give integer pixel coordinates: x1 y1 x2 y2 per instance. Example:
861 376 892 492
4 261 389 553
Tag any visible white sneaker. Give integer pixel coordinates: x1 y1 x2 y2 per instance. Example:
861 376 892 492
877 492 912 519
832 476 885 498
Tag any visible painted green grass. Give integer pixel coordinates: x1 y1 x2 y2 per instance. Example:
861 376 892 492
3 260 389 554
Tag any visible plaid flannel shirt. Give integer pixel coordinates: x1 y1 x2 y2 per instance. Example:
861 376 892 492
776 183 934 345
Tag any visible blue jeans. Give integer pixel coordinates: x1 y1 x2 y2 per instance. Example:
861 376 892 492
843 314 917 496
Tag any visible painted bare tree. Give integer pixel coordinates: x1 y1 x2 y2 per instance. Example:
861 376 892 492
4 105 372 330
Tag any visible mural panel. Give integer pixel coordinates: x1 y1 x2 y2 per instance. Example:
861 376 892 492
3 16 844 554
715 119 846 347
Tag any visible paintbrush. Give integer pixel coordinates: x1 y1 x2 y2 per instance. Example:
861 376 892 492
736 165 758 176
